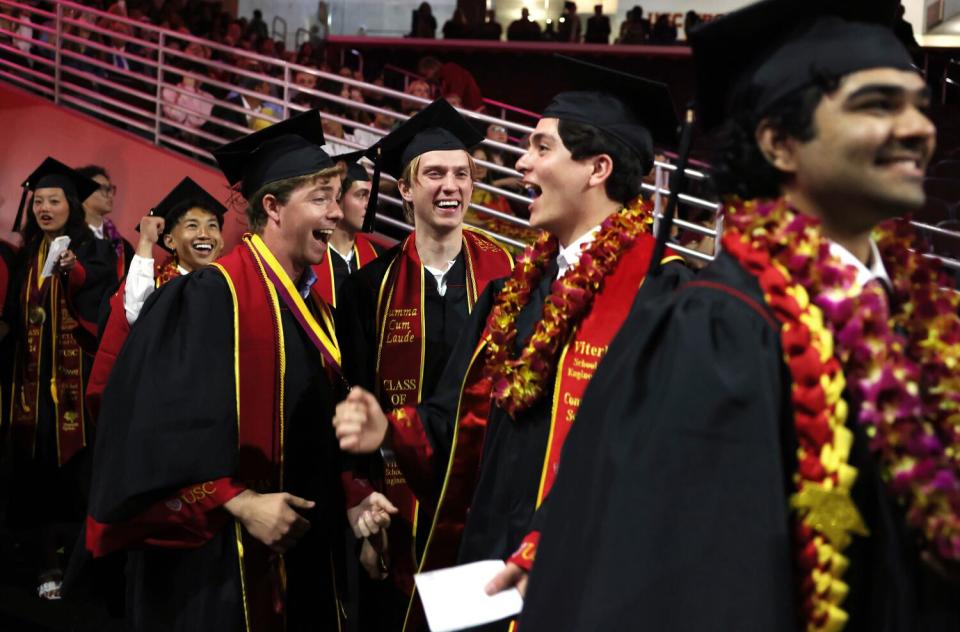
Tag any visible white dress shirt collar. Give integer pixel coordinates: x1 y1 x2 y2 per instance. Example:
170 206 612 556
557 225 602 279
828 239 891 290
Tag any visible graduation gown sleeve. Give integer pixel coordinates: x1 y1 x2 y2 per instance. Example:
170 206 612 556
85 267 246 557
519 255 799 632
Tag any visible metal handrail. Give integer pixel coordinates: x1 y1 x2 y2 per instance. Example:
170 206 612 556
0 0 733 265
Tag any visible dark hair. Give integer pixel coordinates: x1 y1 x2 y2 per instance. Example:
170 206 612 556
710 79 836 200
557 119 649 205
75 164 109 181
20 187 93 263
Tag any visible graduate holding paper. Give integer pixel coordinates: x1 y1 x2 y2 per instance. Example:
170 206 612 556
4 157 115 600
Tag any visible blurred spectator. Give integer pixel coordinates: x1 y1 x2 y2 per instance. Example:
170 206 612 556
292 68 323 109
443 8 472 39
584 4 610 43
403 77 432 113
683 10 701 39
477 9 502 41
507 8 541 41
486 122 508 145
444 92 463 108
247 9 268 40
542 20 558 41
618 6 648 43
894 3 919 51
244 78 280 130
417 56 483 111
557 2 581 43
352 107 395 147
470 147 513 215
649 13 677 44
321 118 353 155
410 2 436 38
161 61 214 134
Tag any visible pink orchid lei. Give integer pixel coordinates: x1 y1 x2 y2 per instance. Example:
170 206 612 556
725 198 960 565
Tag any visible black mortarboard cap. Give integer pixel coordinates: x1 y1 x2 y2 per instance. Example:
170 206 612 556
372 98 484 179
12 157 100 231
543 55 680 171
334 150 371 185
361 98 483 232
140 177 228 253
689 0 914 130
211 109 333 199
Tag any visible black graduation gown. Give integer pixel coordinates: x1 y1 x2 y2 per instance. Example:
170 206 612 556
408 260 690 571
336 244 470 400
519 252 960 632
86 268 346 631
329 242 383 303
336 245 473 631
4 235 116 529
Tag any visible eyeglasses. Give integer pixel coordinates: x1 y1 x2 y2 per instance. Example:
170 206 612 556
98 184 117 196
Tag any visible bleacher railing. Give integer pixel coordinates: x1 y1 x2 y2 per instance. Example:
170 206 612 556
1 0 954 273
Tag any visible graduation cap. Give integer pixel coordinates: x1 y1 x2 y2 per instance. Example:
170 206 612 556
139 177 228 253
361 98 484 232
12 157 100 232
688 0 913 130
211 109 333 199
544 55 680 171
334 150 371 186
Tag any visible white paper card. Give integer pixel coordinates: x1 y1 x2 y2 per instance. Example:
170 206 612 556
414 560 523 632
40 235 71 278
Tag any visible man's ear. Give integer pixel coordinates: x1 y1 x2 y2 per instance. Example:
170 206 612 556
586 153 614 190
262 193 282 224
397 178 414 203
162 233 175 251
756 120 801 175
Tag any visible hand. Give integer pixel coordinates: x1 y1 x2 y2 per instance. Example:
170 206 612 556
223 490 314 553
346 491 398 539
484 561 528 598
333 387 389 453
137 215 165 256
359 534 389 580
56 249 77 273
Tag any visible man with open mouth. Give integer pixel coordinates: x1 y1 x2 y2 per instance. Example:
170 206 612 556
334 97 514 631
333 76 689 630
84 110 352 631
310 151 383 309
520 1 960 631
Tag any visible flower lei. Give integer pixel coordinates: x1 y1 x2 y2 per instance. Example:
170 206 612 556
482 198 654 416
723 197 960 632
155 256 182 286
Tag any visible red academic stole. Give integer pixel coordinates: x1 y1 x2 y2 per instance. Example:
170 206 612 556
375 228 512 594
415 233 675 578
10 242 90 466
311 234 380 308
214 234 343 632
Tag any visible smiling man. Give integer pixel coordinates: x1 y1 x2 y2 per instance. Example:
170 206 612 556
333 81 688 630
335 98 514 630
85 177 228 421
84 111 350 631
519 1 960 631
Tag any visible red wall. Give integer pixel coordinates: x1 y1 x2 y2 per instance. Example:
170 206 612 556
0 83 243 255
